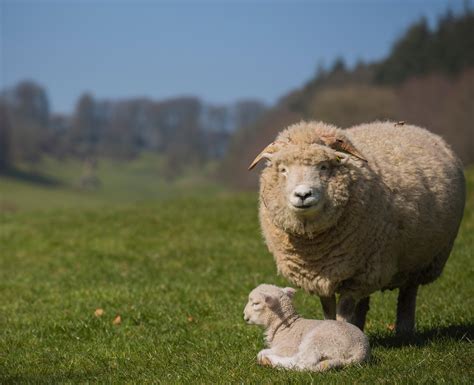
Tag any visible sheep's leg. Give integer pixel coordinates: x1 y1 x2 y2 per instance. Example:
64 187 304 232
336 295 356 324
353 296 370 331
396 285 418 335
320 295 336 320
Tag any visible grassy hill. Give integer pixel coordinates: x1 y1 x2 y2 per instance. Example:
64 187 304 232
0 164 473 383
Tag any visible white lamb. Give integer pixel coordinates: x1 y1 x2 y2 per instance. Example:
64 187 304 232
244 284 370 372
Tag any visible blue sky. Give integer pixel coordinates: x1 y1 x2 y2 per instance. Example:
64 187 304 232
1 0 468 114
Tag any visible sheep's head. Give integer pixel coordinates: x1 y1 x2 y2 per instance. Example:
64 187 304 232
243 284 296 327
250 121 365 236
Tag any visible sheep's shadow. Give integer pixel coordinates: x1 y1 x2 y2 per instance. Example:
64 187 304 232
370 322 473 349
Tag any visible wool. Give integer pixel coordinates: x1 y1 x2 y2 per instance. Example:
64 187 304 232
254 121 465 333
244 284 370 371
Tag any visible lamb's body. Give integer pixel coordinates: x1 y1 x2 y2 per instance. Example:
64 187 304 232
259 318 370 371
255 121 465 333
244 284 370 372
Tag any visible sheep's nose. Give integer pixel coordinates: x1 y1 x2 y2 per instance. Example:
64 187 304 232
244 314 249 322
293 186 313 201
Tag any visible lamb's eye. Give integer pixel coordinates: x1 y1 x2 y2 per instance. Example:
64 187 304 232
279 166 287 175
320 164 328 171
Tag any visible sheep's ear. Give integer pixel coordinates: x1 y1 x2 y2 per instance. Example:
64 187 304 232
282 287 296 298
321 135 367 163
248 141 283 170
334 151 351 165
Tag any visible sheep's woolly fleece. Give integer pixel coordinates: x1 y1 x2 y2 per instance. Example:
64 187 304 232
257 121 465 299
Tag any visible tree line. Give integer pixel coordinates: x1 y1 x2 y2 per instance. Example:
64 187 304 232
221 7 474 188
1 7 472 184
0 83 266 177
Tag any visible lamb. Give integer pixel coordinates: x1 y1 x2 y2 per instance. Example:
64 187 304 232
243 284 370 371
249 121 465 334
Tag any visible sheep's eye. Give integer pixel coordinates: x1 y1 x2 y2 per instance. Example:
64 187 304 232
320 164 328 171
279 166 287 175
252 302 261 307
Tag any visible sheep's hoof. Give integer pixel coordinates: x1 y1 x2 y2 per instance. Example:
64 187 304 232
257 355 273 367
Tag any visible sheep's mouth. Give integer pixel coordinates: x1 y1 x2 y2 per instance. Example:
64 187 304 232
292 203 314 209
289 202 321 213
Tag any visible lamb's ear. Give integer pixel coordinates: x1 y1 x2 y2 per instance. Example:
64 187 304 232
264 294 278 307
248 141 283 170
282 287 296 298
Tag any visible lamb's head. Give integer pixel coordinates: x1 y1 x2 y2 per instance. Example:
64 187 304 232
243 284 297 327
250 121 366 236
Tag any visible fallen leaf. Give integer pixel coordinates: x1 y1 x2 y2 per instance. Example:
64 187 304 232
113 315 122 325
94 308 105 317
387 323 396 331
187 316 194 323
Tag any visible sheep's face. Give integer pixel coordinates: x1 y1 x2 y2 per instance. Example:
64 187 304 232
278 160 332 215
243 284 296 327
260 145 353 235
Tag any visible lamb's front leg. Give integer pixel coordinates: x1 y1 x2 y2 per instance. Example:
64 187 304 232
263 354 299 370
257 349 276 366
257 349 298 369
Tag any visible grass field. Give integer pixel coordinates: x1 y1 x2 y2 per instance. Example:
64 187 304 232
0 160 473 384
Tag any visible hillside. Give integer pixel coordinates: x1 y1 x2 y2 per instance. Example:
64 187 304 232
0 166 473 383
221 9 474 189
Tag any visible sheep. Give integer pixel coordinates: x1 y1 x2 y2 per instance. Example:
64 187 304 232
243 284 370 371
249 121 465 334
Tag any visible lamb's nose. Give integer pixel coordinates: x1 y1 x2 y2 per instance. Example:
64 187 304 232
293 186 313 201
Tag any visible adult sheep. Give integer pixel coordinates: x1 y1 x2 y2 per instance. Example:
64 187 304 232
249 121 465 334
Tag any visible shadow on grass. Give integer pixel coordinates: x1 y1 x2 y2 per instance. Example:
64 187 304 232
1 167 62 186
371 322 474 348
2 371 103 384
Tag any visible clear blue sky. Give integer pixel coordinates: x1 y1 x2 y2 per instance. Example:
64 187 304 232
1 0 468 114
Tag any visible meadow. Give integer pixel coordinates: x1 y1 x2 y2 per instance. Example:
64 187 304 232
0 158 473 384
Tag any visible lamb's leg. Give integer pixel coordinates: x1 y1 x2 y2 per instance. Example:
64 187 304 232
353 296 370 331
396 285 418 335
320 295 336 320
336 294 356 324
257 349 276 366
269 346 323 371
313 358 350 372
264 354 299 369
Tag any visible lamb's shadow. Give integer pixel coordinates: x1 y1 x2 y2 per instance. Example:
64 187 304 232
370 322 473 349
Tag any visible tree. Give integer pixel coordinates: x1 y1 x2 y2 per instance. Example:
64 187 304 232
0 102 12 171
69 93 101 157
2 81 50 164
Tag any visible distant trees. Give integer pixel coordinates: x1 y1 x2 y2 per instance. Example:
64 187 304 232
0 81 50 164
0 102 12 172
221 8 474 189
69 93 102 158
376 8 474 83
0 80 266 180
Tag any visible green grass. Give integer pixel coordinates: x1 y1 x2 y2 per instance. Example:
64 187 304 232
0 154 223 211
0 164 473 384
